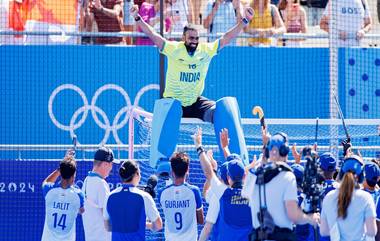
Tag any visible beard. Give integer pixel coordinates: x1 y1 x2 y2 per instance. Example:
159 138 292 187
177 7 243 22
185 42 198 54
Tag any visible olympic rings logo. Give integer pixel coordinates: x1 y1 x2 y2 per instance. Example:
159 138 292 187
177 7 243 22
48 84 159 144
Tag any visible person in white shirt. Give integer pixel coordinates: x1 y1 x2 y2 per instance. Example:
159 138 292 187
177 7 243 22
320 0 372 47
241 132 319 241
82 146 119 241
41 153 84 241
320 155 377 241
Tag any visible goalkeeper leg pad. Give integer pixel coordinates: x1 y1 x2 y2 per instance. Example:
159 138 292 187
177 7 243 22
213 97 249 165
149 98 182 170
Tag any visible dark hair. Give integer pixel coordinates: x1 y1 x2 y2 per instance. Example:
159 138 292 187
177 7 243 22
60 156 77 179
338 172 356 219
183 24 199 35
119 160 139 182
170 152 190 178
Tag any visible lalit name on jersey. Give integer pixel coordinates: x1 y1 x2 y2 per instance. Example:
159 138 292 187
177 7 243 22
53 202 70 210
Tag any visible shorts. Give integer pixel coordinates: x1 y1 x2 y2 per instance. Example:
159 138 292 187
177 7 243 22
182 96 215 122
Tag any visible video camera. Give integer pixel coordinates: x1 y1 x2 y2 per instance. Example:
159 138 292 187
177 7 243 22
138 174 158 198
302 150 324 214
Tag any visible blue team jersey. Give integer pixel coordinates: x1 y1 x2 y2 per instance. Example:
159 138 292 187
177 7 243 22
216 187 252 241
364 188 380 206
158 182 203 241
104 184 160 241
41 182 84 241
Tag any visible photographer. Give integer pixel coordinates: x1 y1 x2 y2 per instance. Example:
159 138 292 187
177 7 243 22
242 132 319 241
103 160 162 240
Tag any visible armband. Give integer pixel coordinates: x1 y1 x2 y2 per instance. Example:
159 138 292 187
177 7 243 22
197 146 205 156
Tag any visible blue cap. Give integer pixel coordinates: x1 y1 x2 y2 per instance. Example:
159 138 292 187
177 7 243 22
94 146 119 164
218 162 229 184
291 163 304 180
364 162 380 182
156 158 171 174
227 159 245 182
226 153 241 162
341 155 364 176
319 152 337 171
268 133 287 151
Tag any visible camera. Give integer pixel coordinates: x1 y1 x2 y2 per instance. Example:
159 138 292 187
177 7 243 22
138 174 158 198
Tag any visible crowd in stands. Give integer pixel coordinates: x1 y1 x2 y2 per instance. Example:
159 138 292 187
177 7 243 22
1 0 379 46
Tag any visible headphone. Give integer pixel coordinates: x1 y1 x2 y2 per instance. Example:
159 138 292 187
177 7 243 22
338 155 364 183
265 132 290 158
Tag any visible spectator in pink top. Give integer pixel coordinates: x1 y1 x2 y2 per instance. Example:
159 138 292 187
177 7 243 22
136 1 156 45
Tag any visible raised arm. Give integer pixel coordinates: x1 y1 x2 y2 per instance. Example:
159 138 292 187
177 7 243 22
92 0 122 19
43 169 60 184
193 128 216 181
218 6 254 50
130 5 166 50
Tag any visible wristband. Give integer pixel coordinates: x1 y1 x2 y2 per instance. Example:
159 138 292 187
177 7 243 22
242 17 249 26
135 15 141 22
197 146 205 156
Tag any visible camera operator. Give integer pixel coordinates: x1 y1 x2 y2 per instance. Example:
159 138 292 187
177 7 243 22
242 132 320 241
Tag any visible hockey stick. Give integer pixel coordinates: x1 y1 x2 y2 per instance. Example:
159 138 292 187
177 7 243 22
333 93 350 140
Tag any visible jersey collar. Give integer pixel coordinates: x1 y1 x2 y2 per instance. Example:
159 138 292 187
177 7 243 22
88 171 104 179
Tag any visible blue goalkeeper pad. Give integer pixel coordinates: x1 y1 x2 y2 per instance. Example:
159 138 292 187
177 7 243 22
149 98 182 169
213 97 249 165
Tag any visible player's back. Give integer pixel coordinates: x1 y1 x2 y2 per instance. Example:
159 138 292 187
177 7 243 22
42 183 84 241
159 183 202 241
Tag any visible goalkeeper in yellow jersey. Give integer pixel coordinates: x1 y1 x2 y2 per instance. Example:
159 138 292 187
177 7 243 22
130 4 254 171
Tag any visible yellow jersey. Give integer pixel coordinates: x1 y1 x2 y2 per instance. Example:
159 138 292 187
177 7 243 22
161 40 219 107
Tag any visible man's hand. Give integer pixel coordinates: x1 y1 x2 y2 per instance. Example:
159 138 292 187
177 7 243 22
130 4 139 18
261 126 270 146
207 150 218 171
339 31 348 41
219 128 230 150
308 213 320 227
192 127 203 148
356 29 366 40
291 144 301 164
342 138 352 157
94 0 102 10
244 7 254 21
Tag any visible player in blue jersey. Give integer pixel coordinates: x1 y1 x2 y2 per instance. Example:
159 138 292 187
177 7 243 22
103 160 162 241
41 153 85 241
193 128 253 241
363 161 380 204
158 152 204 241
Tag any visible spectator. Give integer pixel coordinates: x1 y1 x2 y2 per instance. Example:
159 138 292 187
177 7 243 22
244 0 286 46
320 0 372 47
305 0 327 26
278 0 307 46
123 0 135 44
203 0 242 45
166 0 193 36
320 155 377 240
136 0 157 45
82 147 119 241
103 160 162 240
158 152 204 241
41 153 84 241
89 0 124 44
